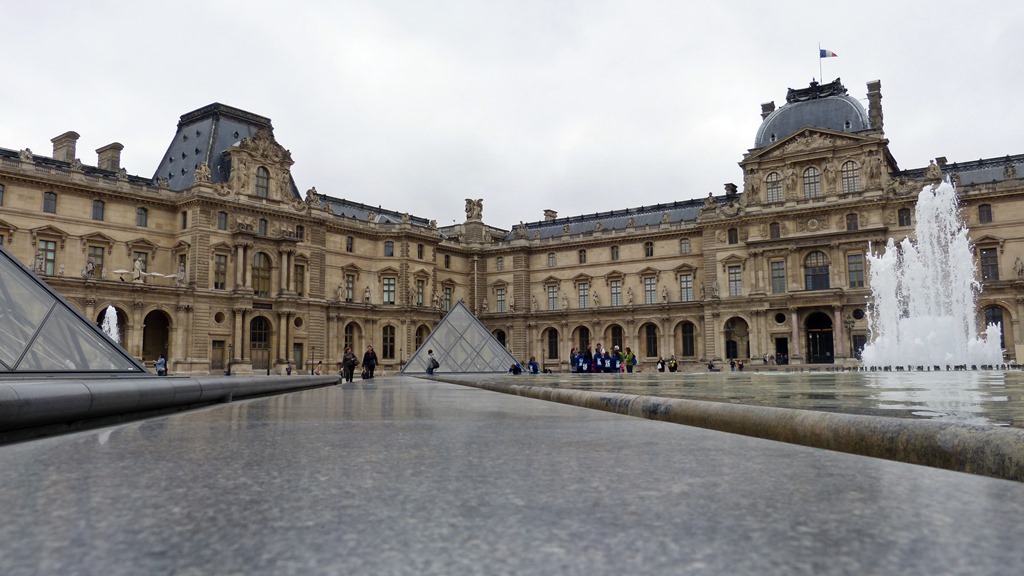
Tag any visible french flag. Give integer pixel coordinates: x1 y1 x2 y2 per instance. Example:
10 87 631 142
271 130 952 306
820 49 839 58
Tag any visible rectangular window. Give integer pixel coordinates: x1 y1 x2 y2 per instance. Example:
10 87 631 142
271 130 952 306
345 274 355 302
43 192 57 214
771 261 787 294
578 249 587 264
443 286 452 311
679 238 691 254
133 251 148 278
980 248 999 281
136 207 148 227
547 330 559 360
578 282 589 309
898 209 911 227
217 211 228 230
497 287 506 313
346 236 354 252
92 200 105 221
444 254 451 269
847 254 864 288
728 265 742 296
181 211 188 229
38 240 56 275
610 280 622 306
383 277 396 304
214 254 228 290
496 256 504 271
417 244 424 259
87 246 105 276
645 324 658 357
416 279 425 305
382 326 395 359
0 183 4 206
611 246 619 261
548 252 556 267
294 264 305 296
547 285 558 311
679 273 693 302
644 242 654 258
384 241 394 257
644 277 657 304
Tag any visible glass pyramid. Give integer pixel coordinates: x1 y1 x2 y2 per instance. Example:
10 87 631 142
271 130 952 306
401 301 518 374
0 244 147 374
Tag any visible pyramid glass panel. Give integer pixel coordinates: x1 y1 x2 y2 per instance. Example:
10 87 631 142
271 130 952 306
401 301 518 374
0 245 147 374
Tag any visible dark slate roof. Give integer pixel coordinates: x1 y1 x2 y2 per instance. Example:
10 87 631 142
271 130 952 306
754 78 871 149
152 103 299 198
0 147 155 187
322 195 438 231
503 197 713 241
898 154 1024 186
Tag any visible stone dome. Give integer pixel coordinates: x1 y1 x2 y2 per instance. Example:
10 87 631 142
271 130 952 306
754 78 870 149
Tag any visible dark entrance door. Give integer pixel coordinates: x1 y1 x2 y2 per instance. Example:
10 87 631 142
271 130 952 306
805 312 834 364
775 338 788 364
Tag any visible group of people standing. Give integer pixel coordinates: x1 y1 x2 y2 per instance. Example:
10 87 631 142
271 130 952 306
569 344 638 373
339 345 379 383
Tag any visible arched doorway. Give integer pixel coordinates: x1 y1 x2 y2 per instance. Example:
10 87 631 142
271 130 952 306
723 317 749 359
343 322 363 356
983 306 1007 352
805 312 834 364
676 321 697 358
605 324 624 352
250 316 272 371
142 310 171 361
95 306 128 346
415 325 431 350
573 326 591 352
493 329 506 347
543 327 560 360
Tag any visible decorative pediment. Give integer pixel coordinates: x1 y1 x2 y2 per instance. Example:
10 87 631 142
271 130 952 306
603 269 625 285
571 272 592 288
637 266 660 279
341 263 361 281
81 232 116 252
720 253 748 272
31 225 69 249
412 267 431 279
126 237 159 258
973 235 1005 253
376 265 400 280
674 262 698 274
748 128 873 162
210 241 233 254
491 280 508 294
237 129 294 166
171 240 191 254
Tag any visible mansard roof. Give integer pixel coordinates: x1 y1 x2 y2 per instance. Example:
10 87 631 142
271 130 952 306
934 155 1024 186
321 194 440 231
754 78 871 149
502 196 715 241
0 148 154 187
152 103 299 198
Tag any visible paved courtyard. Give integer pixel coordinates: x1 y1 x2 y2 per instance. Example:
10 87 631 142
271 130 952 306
1 376 1022 575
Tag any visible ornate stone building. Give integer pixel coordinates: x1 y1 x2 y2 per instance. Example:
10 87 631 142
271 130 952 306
2 80 1022 374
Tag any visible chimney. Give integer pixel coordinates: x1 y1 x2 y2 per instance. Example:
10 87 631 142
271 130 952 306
51 131 80 163
96 142 124 172
760 102 775 120
544 209 558 221
866 80 883 131
725 183 738 198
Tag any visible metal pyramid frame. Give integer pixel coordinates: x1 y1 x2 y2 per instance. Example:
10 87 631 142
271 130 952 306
0 244 148 375
400 300 518 374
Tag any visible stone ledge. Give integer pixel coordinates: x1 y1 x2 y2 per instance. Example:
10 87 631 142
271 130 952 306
435 377 1024 482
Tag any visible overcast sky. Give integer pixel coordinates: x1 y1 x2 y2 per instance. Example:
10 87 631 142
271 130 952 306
2 1 1020 230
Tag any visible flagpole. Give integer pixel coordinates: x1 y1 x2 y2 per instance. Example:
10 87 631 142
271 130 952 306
818 43 822 84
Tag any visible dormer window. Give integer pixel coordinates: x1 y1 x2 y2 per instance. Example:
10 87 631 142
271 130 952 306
255 167 269 198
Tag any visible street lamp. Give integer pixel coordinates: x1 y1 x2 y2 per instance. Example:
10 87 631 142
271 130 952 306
311 346 316 375
226 343 233 376
843 317 855 358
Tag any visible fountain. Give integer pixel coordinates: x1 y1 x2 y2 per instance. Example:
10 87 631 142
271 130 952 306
100 305 121 344
861 181 1003 368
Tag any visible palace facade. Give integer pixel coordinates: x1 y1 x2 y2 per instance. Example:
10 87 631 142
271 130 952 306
2 79 1022 374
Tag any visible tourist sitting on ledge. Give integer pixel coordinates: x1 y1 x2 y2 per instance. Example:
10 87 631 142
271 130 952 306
707 361 719 372
527 356 540 374
509 362 523 375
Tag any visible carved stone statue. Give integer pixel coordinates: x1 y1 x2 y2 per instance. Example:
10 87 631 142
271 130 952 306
925 160 943 182
626 286 634 305
465 198 483 220
783 167 798 198
364 286 371 303
175 263 186 287
34 251 45 273
336 283 344 301
481 298 488 313
662 286 669 303
1015 257 1024 279
711 279 720 299
703 192 716 209
867 154 883 186
531 294 538 312
194 162 211 184
58 264 65 276
593 291 600 307
81 259 96 279
305 186 320 205
562 294 569 309
823 160 837 193
433 291 441 308
132 257 144 283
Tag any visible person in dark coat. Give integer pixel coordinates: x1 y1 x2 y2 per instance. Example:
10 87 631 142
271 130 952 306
362 345 378 378
341 346 359 383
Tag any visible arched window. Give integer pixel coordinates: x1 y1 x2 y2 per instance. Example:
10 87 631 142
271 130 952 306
136 207 148 227
382 325 395 359
769 222 781 239
846 213 859 231
804 251 831 290
547 329 559 360
255 167 270 197
253 252 272 297
250 316 271 370
577 326 590 351
765 172 783 203
681 322 696 356
344 323 355 352
979 204 993 224
803 167 821 199
727 228 738 244
841 161 860 194
611 325 623 351
644 324 659 357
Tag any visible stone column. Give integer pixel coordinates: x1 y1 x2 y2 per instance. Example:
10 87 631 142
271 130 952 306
789 308 801 361
235 245 245 287
833 306 845 360
243 246 252 288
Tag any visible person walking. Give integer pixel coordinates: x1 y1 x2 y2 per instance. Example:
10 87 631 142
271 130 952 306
426 349 439 375
341 346 359 382
362 345 378 379
314 360 323 375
